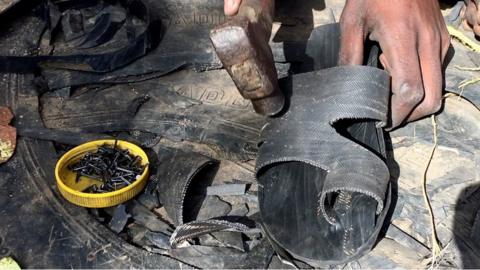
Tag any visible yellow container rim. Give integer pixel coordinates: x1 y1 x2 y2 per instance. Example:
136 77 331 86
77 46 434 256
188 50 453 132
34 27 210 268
55 139 149 208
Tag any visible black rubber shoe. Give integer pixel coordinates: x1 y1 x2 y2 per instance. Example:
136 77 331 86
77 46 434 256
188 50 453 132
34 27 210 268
255 24 392 267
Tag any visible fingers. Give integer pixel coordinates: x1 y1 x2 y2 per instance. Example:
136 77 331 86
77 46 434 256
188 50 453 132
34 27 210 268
224 0 242 15
465 0 480 35
407 32 444 122
338 4 365 65
475 5 480 35
378 29 424 127
466 0 478 25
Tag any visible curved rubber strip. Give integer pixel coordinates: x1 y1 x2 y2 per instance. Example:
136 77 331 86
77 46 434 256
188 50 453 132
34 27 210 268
157 147 218 226
74 5 126 49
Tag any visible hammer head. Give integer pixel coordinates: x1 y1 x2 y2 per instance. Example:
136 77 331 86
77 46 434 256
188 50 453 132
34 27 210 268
210 1 284 116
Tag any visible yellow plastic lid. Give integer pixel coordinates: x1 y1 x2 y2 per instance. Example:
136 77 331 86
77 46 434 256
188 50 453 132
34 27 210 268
55 139 149 208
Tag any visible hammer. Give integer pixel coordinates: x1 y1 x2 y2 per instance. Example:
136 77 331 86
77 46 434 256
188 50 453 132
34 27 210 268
210 0 284 116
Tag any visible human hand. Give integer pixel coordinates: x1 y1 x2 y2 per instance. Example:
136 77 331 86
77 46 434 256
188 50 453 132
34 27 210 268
464 0 480 35
339 0 451 128
224 0 242 15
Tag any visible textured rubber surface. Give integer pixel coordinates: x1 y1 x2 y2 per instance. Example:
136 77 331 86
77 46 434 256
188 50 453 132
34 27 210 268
157 147 218 226
256 24 392 266
259 66 390 216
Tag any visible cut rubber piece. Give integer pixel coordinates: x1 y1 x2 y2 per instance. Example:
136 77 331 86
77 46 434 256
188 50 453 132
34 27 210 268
157 147 218 226
257 66 391 266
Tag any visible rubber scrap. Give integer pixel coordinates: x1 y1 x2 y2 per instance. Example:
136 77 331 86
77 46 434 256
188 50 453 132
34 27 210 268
127 200 173 234
126 223 150 247
61 9 84 42
0 107 16 164
196 196 231 221
207 184 247 196
230 203 249 216
198 231 246 252
108 204 131 233
167 245 243 269
136 180 160 210
145 230 170 250
211 231 246 252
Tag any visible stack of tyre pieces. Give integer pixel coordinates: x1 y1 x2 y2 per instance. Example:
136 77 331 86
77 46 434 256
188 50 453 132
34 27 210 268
0 0 155 76
39 0 227 91
1 0 227 87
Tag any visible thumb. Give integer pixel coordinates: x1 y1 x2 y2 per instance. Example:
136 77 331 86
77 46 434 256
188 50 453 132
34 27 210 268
224 0 242 16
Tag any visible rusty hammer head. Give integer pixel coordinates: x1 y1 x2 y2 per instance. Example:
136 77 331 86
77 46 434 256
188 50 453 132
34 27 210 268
210 0 284 116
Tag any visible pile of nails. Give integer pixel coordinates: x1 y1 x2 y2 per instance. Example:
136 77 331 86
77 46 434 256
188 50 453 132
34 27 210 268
69 141 146 193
